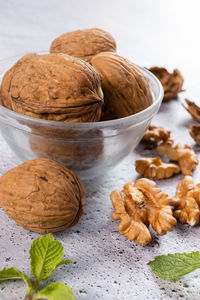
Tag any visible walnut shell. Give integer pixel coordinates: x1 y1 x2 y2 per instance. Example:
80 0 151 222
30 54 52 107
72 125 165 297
91 52 153 120
50 28 116 63
0 53 103 122
0 158 85 233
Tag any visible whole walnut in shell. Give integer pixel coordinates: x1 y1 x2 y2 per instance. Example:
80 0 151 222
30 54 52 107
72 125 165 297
50 28 116 63
91 52 153 120
0 158 85 233
0 53 103 122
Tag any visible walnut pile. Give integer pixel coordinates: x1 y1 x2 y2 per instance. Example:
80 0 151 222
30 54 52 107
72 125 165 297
183 98 200 122
135 157 180 180
110 179 176 245
0 158 85 233
50 28 117 63
189 124 200 146
142 125 171 144
172 176 200 226
157 138 198 175
0 53 103 122
148 67 184 101
91 52 153 120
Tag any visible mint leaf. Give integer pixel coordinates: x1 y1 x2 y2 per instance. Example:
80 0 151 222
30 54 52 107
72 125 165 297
33 282 76 300
0 267 32 292
148 251 200 280
56 260 74 268
30 233 64 281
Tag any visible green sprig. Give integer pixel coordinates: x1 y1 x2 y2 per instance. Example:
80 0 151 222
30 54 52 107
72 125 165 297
0 233 75 300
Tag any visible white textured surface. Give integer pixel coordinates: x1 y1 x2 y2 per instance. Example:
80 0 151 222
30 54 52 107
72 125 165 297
1 1 200 299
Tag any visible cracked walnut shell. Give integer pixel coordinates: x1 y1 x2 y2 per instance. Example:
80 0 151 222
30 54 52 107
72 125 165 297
183 99 200 123
157 138 198 175
91 52 153 120
135 157 180 180
110 179 176 245
148 67 184 101
190 124 200 146
0 158 85 233
142 125 171 143
0 53 103 122
50 28 116 63
172 176 200 226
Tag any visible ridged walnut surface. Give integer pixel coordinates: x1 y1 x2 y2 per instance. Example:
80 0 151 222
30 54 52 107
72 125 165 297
50 28 116 63
0 158 86 233
91 52 153 120
0 53 103 122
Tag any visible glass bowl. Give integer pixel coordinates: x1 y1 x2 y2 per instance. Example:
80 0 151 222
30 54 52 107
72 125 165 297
0 55 163 179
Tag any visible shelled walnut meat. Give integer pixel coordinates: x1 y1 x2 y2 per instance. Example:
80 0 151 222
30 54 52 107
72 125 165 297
50 28 117 63
110 179 176 245
172 176 200 226
190 124 200 146
91 52 153 120
135 157 180 180
0 53 103 122
0 158 85 233
142 125 171 144
183 99 200 123
157 138 198 176
148 67 184 101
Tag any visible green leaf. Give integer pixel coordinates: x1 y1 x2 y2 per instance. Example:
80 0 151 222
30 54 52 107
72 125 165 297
0 267 32 292
30 233 64 281
33 282 76 300
148 251 200 280
56 260 74 268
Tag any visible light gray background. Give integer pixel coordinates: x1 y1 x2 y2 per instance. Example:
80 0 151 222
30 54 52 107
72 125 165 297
0 0 200 299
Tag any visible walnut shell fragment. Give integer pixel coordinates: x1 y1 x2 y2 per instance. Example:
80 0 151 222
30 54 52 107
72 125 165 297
110 179 176 245
135 157 180 180
0 53 103 122
190 124 200 146
157 138 198 175
91 52 153 120
148 67 184 101
172 176 200 226
0 158 86 233
183 99 200 122
50 28 116 63
142 125 171 143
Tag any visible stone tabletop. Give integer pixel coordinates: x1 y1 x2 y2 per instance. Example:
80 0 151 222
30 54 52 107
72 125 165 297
1 0 200 299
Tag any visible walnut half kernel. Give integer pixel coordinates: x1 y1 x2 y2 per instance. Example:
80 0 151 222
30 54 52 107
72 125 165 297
110 179 176 245
135 157 180 180
172 176 200 226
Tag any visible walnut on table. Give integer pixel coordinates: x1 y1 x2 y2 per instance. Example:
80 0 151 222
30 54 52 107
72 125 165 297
157 138 198 175
0 158 85 233
172 176 200 226
189 124 200 146
148 66 184 101
142 125 171 144
135 157 180 180
183 99 200 123
110 179 176 245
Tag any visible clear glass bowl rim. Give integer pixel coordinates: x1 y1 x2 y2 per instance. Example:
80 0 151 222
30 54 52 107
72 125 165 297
0 54 164 131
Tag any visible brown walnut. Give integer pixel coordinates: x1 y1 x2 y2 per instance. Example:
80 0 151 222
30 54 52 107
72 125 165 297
91 52 153 120
0 158 85 233
50 28 116 63
148 67 184 101
142 125 171 144
0 53 103 122
110 179 176 245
